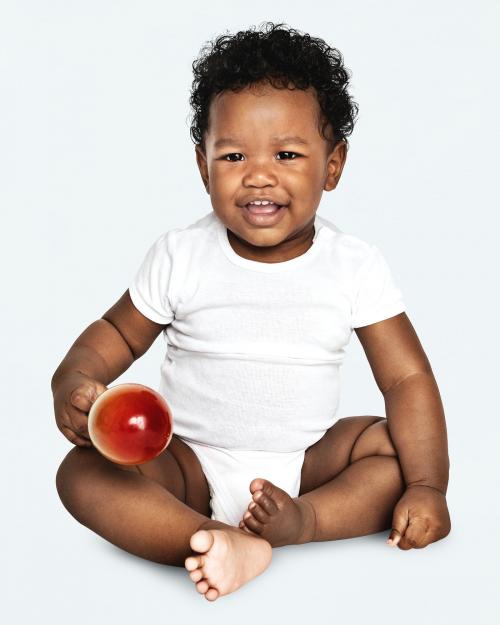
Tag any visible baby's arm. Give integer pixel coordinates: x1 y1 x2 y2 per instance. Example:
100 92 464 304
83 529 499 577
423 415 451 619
51 290 166 446
355 312 451 549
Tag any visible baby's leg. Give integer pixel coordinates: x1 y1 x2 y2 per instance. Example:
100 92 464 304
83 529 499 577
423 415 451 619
240 416 405 546
56 435 271 601
300 416 404 540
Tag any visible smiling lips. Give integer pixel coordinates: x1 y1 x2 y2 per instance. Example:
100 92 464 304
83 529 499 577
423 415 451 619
244 198 286 214
242 202 286 226
246 203 281 214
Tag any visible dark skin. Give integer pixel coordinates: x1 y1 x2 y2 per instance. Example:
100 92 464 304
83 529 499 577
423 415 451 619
194 81 342 264
52 80 450 603
194 81 450 549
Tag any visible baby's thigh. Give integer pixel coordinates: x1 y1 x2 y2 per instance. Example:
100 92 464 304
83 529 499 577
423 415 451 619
166 435 211 515
56 434 211 516
299 415 395 495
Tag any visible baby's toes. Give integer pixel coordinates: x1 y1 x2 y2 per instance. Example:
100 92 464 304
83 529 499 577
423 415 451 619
189 568 204 583
248 501 271 524
239 521 255 534
185 555 202 571
205 587 219 601
243 510 264 534
196 579 210 594
253 490 279 515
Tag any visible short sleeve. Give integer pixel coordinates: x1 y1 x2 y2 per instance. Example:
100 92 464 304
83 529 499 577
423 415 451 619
128 231 175 325
351 245 406 329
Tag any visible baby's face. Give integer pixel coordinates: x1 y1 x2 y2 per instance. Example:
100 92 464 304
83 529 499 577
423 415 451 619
196 82 346 263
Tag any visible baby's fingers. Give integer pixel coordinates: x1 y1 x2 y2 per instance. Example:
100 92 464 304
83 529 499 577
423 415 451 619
70 382 107 413
58 406 92 446
61 425 93 447
386 528 402 547
387 503 409 547
66 405 92 441
398 518 428 550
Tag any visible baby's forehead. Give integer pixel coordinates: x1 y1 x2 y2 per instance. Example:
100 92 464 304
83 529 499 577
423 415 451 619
209 85 325 140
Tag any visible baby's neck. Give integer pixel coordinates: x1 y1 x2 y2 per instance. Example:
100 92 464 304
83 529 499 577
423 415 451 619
227 226 316 263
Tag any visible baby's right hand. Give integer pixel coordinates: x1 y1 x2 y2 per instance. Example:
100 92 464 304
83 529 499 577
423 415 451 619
52 372 108 447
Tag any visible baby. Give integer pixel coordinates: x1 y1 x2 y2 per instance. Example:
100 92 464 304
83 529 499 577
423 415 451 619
52 22 451 602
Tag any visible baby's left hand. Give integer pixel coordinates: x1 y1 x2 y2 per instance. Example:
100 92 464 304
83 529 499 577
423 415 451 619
387 484 451 550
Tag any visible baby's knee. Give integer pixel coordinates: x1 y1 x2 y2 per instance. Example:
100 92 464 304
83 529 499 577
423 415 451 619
56 446 91 511
350 419 397 463
56 446 80 491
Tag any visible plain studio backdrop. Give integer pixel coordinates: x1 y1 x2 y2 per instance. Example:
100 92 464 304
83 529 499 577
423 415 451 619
1 1 498 623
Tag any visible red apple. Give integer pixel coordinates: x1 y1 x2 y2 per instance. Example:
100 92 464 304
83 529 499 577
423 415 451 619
88 383 173 465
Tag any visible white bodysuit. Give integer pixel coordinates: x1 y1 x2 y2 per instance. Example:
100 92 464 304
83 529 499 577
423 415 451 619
128 210 406 525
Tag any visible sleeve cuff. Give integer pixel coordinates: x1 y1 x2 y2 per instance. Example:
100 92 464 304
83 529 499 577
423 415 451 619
352 304 406 329
128 283 173 325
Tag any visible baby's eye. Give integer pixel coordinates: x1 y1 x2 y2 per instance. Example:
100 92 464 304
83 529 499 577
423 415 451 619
222 153 244 162
276 151 299 160
221 152 301 162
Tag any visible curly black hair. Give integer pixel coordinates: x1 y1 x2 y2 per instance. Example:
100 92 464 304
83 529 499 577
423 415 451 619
189 21 359 152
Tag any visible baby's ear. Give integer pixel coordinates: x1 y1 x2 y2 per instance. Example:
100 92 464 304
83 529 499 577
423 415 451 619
195 145 210 192
324 140 347 191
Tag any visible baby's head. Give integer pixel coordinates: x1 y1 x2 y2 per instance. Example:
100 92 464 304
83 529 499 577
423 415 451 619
188 22 359 262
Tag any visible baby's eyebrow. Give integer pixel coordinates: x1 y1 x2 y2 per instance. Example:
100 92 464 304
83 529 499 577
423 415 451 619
214 135 310 149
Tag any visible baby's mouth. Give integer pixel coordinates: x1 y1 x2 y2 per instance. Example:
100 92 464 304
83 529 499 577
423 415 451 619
245 203 283 214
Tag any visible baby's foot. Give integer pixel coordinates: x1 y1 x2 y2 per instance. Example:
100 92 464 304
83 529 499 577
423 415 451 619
184 526 272 601
239 478 316 547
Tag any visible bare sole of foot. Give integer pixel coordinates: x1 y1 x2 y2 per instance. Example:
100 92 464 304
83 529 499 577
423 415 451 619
184 526 272 601
239 478 316 547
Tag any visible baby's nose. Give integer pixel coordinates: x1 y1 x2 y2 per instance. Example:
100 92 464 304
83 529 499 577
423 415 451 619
242 160 279 187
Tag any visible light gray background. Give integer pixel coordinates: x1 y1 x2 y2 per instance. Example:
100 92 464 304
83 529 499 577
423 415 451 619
1 1 499 623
